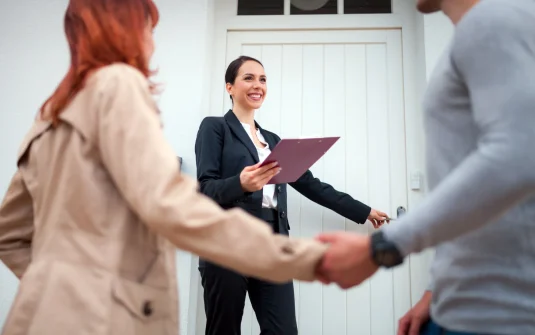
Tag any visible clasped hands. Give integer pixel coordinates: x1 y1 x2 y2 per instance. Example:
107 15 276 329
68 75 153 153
314 208 389 289
313 231 378 289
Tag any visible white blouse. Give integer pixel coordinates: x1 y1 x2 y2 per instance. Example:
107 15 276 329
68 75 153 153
240 122 278 209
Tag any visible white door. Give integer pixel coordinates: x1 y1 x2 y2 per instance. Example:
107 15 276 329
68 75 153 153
218 29 411 335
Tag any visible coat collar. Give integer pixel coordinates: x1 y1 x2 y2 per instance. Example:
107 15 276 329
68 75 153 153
224 110 278 163
225 110 259 162
259 127 277 150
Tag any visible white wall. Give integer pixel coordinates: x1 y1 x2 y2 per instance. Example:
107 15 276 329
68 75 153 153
0 1 214 334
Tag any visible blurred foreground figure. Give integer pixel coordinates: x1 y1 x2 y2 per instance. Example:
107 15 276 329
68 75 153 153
317 1 535 334
0 1 327 334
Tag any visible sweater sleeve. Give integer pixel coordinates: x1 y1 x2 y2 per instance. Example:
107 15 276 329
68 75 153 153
382 2 535 256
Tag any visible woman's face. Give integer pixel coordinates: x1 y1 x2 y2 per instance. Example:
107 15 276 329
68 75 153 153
227 60 267 111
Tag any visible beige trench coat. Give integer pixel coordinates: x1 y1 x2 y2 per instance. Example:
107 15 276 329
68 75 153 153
0 64 327 335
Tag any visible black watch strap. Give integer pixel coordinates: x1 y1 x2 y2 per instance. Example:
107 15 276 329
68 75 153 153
370 231 404 268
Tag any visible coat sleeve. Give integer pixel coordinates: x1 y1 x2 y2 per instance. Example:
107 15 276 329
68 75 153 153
290 170 371 224
0 170 34 279
195 118 250 205
95 64 327 283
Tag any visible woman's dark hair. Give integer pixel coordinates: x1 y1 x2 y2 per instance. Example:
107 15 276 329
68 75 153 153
225 55 263 102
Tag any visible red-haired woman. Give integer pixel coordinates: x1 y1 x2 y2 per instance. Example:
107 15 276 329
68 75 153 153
0 1 327 334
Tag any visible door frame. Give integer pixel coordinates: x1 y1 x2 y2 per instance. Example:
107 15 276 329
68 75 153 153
189 1 432 334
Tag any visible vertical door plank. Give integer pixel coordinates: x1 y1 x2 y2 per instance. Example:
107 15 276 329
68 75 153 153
344 43 372 335
366 43 395 335
298 44 325 335
322 44 348 335
280 44 305 326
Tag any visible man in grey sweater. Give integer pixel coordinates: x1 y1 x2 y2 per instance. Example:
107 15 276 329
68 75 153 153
316 0 535 334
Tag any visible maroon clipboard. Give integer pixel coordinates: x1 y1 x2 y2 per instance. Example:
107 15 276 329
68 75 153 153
260 137 340 184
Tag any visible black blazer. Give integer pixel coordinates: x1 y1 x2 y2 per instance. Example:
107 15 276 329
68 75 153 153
194 110 371 235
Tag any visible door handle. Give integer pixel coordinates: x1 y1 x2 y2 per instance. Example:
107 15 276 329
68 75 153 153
397 206 406 218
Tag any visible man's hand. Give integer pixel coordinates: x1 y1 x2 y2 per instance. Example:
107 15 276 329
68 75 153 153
368 208 389 229
315 232 379 289
397 290 432 335
240 162 280 192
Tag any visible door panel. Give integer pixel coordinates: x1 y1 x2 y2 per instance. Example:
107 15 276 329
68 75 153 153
219 29 410 335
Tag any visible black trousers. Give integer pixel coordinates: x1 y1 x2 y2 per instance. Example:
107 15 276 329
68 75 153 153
199 209 297 335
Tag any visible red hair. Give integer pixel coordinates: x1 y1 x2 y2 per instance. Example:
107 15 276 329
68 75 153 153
41 0 159 125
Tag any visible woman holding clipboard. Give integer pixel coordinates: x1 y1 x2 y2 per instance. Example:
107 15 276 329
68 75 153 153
194 55 389 335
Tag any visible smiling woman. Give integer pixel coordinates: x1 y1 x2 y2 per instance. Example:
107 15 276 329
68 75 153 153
194 55 390 335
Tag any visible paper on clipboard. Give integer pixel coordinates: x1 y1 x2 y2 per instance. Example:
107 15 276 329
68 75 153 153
260 137 340 184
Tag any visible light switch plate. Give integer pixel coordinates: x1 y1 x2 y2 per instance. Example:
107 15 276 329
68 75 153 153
410 171 422 190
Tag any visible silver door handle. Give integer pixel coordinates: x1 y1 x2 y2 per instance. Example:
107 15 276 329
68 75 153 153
385 206 406 221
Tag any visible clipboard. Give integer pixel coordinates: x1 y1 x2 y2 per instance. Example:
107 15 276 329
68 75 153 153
260 137 340 184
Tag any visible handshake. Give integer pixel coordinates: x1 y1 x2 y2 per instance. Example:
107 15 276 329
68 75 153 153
313 231 380 289
313 208 393 289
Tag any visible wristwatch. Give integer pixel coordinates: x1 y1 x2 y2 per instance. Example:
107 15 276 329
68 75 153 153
370 231 404 268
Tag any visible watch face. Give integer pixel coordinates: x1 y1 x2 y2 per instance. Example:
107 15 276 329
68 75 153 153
375 246 402 268
382 252 397 267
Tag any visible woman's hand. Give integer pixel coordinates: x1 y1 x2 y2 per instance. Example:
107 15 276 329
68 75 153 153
368 208 389 229
240 162 281 192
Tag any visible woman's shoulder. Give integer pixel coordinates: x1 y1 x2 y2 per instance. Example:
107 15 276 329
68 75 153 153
198 115 226 133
